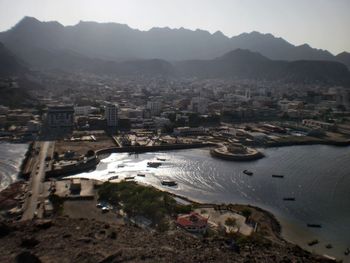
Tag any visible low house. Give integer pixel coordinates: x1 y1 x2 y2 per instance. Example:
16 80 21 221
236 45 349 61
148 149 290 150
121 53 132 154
176 212 208 233
70 179 81 195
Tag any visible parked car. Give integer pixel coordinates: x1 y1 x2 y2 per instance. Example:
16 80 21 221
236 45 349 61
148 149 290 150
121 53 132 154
96 202 104 208
101 207 110 213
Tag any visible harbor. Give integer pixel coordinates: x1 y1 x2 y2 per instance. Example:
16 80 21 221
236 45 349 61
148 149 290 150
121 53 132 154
67 145 350 262
1 142 350 261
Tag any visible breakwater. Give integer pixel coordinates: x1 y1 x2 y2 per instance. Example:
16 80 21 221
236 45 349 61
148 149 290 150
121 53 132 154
210 148 264 161
46 156 99 177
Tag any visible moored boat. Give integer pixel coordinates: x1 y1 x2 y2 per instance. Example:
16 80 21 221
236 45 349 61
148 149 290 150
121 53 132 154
161 177 177 186
147 162 162 168
243 170 253 176
283 197 295 201
308 239 319 246
272 174 284 178
307 223 322 228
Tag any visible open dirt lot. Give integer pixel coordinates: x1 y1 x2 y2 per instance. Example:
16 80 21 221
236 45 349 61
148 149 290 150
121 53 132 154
63 199 124 225
55 132 116 155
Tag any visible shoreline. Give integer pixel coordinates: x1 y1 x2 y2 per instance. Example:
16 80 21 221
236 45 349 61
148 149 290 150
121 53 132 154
123 182 342 262
264 137 350 148
0 168 339 262
2 140 349 261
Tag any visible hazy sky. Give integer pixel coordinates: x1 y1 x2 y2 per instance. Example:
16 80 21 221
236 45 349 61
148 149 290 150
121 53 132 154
0 0 349 54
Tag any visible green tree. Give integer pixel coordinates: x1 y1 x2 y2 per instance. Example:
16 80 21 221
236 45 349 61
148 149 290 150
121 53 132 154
225 217 236 227
242 208 252 220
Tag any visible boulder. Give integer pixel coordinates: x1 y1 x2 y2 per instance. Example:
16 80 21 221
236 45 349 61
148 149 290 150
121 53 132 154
34 219 53 229
0 221 12 237
15 251 41 263
20 237 40 248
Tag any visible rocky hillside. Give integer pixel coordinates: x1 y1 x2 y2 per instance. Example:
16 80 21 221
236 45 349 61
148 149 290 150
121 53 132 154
0 17 342 62
0 217 333 263
0 42 26 77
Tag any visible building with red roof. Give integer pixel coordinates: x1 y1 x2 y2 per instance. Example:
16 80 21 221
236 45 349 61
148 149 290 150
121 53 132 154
176 212 208 233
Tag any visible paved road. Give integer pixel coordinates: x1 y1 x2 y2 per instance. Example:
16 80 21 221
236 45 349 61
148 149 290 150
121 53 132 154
21 141 53 221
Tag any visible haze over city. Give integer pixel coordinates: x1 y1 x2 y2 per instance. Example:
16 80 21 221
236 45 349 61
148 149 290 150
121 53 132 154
0 1 350 263
0 0 350 54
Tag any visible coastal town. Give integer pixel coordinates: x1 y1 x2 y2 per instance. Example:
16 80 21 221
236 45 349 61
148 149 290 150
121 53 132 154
1 2 350 261
1 73 350 262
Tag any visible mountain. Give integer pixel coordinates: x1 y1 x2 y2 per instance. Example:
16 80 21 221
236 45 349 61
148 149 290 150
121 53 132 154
175 49 350 85
0 42 26 77
336 52 350 69
0 17 349 85
230 32 334 61
0 17 347 67
0 42 36 107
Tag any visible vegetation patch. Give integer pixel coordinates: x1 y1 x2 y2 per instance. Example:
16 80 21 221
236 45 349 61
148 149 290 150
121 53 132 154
98 181 192 225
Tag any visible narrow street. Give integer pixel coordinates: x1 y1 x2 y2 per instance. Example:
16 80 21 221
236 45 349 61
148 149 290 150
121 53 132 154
21 141 54 221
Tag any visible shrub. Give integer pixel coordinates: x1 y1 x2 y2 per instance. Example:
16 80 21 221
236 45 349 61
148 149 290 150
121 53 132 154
98 182 191 225
225 217 236 227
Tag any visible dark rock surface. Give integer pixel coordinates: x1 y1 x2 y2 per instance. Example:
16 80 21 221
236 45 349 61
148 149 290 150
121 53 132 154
0 217 333 263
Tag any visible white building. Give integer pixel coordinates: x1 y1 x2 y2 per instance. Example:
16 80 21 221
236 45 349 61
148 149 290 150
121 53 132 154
46 105 74 130
74 106 96 116
146 101 162 116
105 103 118 127
189 97 208 114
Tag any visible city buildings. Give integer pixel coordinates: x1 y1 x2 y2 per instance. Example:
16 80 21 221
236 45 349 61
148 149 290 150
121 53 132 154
105 103 118 130
46 105 74 134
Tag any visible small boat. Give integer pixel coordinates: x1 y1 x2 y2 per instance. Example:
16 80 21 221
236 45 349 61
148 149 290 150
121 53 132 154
272 174 284 178
137 173 146 177
161 178 177 186
243 170 253 176
308 239 319 246
307 224 322 228
108 175 119 180
125 176 135 180
325 244 333 249
283 197 295 201
108 171 116 174
147 162 162 168
344 248 350 255
157 157 166 161
117 164 125 168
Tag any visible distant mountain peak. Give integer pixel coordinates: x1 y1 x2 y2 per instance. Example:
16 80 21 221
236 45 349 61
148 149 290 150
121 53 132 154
13 16 40 28
0 17 348 67
213 30 225 37
298 43 311 48
21 16 40 23
337 51 350 56
11 16 63 32
218 48 269 61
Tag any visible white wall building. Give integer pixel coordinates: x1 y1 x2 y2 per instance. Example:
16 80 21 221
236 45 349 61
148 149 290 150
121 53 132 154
190 97 208 114
146 101 162 116
105 103 118 127
74 106 95 116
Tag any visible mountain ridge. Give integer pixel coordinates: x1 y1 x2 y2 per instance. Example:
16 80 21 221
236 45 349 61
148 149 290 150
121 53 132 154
1 16 348 65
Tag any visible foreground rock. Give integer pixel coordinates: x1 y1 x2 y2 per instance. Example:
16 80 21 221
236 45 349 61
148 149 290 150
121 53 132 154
0 217 333 263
